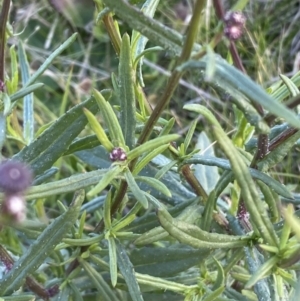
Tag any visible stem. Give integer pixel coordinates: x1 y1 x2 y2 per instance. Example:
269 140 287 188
102 13 122 56
138 0 207 144
181 165 208 202
0 0 10 86
0 244 51 300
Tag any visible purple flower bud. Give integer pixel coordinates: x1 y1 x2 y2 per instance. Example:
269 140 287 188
224 25 244 41
109 147 127 162
224 11 246 26
223 11 246 41
2 194 26 223
0 160 33 193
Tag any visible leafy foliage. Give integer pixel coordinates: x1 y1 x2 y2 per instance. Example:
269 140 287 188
0 0 300 301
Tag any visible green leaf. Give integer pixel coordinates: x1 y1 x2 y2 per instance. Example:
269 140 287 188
104 190 113 228
119 34 136 149
18 41 34 143
26 169 108 200
130 246 211 277
184 155 293 199
183 119 197 153
202 286 225 301
0 190 85 295
14 96 99 176
79 258 119 301
115 239 144 301
127 134 179 160
184 104 281 246
193 132 220 194
212 258 225 291
133 144 169 175
201 190 217 231
10 83 44 103
245 255 279 288
124 169 149 208
108 237 118 287
157 208 249 249
87 165 124 197
279 74 300 97
135 176 171 197
83 107 114 151
134 203 201 245
102 0 200 56
93 89 125 147
75 146 196 205
25 33 78 86
132 0 161 86
181 59 300 129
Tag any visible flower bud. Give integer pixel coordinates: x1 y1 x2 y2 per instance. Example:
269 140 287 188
0 160 32 193
223 11 246 41
109 147 127 162
2 194 26 223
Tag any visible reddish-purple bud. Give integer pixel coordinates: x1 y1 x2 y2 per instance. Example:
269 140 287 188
223 11 246 41
224 25 244 41
109 147 127 162
2 194 26 223
0 160 33 193
224 11 246 26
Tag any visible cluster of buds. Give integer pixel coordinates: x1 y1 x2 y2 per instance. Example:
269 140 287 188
109 147 127 162
0 160 32 223
223 11 246 41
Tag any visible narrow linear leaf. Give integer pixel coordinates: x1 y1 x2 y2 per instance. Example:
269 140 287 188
212 258 225 290
0 190 85 295
132 0 160 86
134 204 201 246
102 0 194 56
119 34 136 149
26 169 108 200
130 246 211 278
127 134 179 160
18 41 34 143
245 256 279 288
184 119 197 152
79 258 118 301
185 155 293 199
280 74 299 97
108 237 118 287
10 83 44 103
104 190 113 228
93 89 125 146
202 286 225 301
87 165 123 197
83 107 114 151
124 169 148 208
157 208 249 249
181 59 300 129
14 96 99 176
25 33 78 86
133 144 169 175
115 239 144 301
186 104 280 247
135 176 171 197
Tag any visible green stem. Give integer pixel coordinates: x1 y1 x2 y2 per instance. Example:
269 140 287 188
138 0 207 144
0 0 10 86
